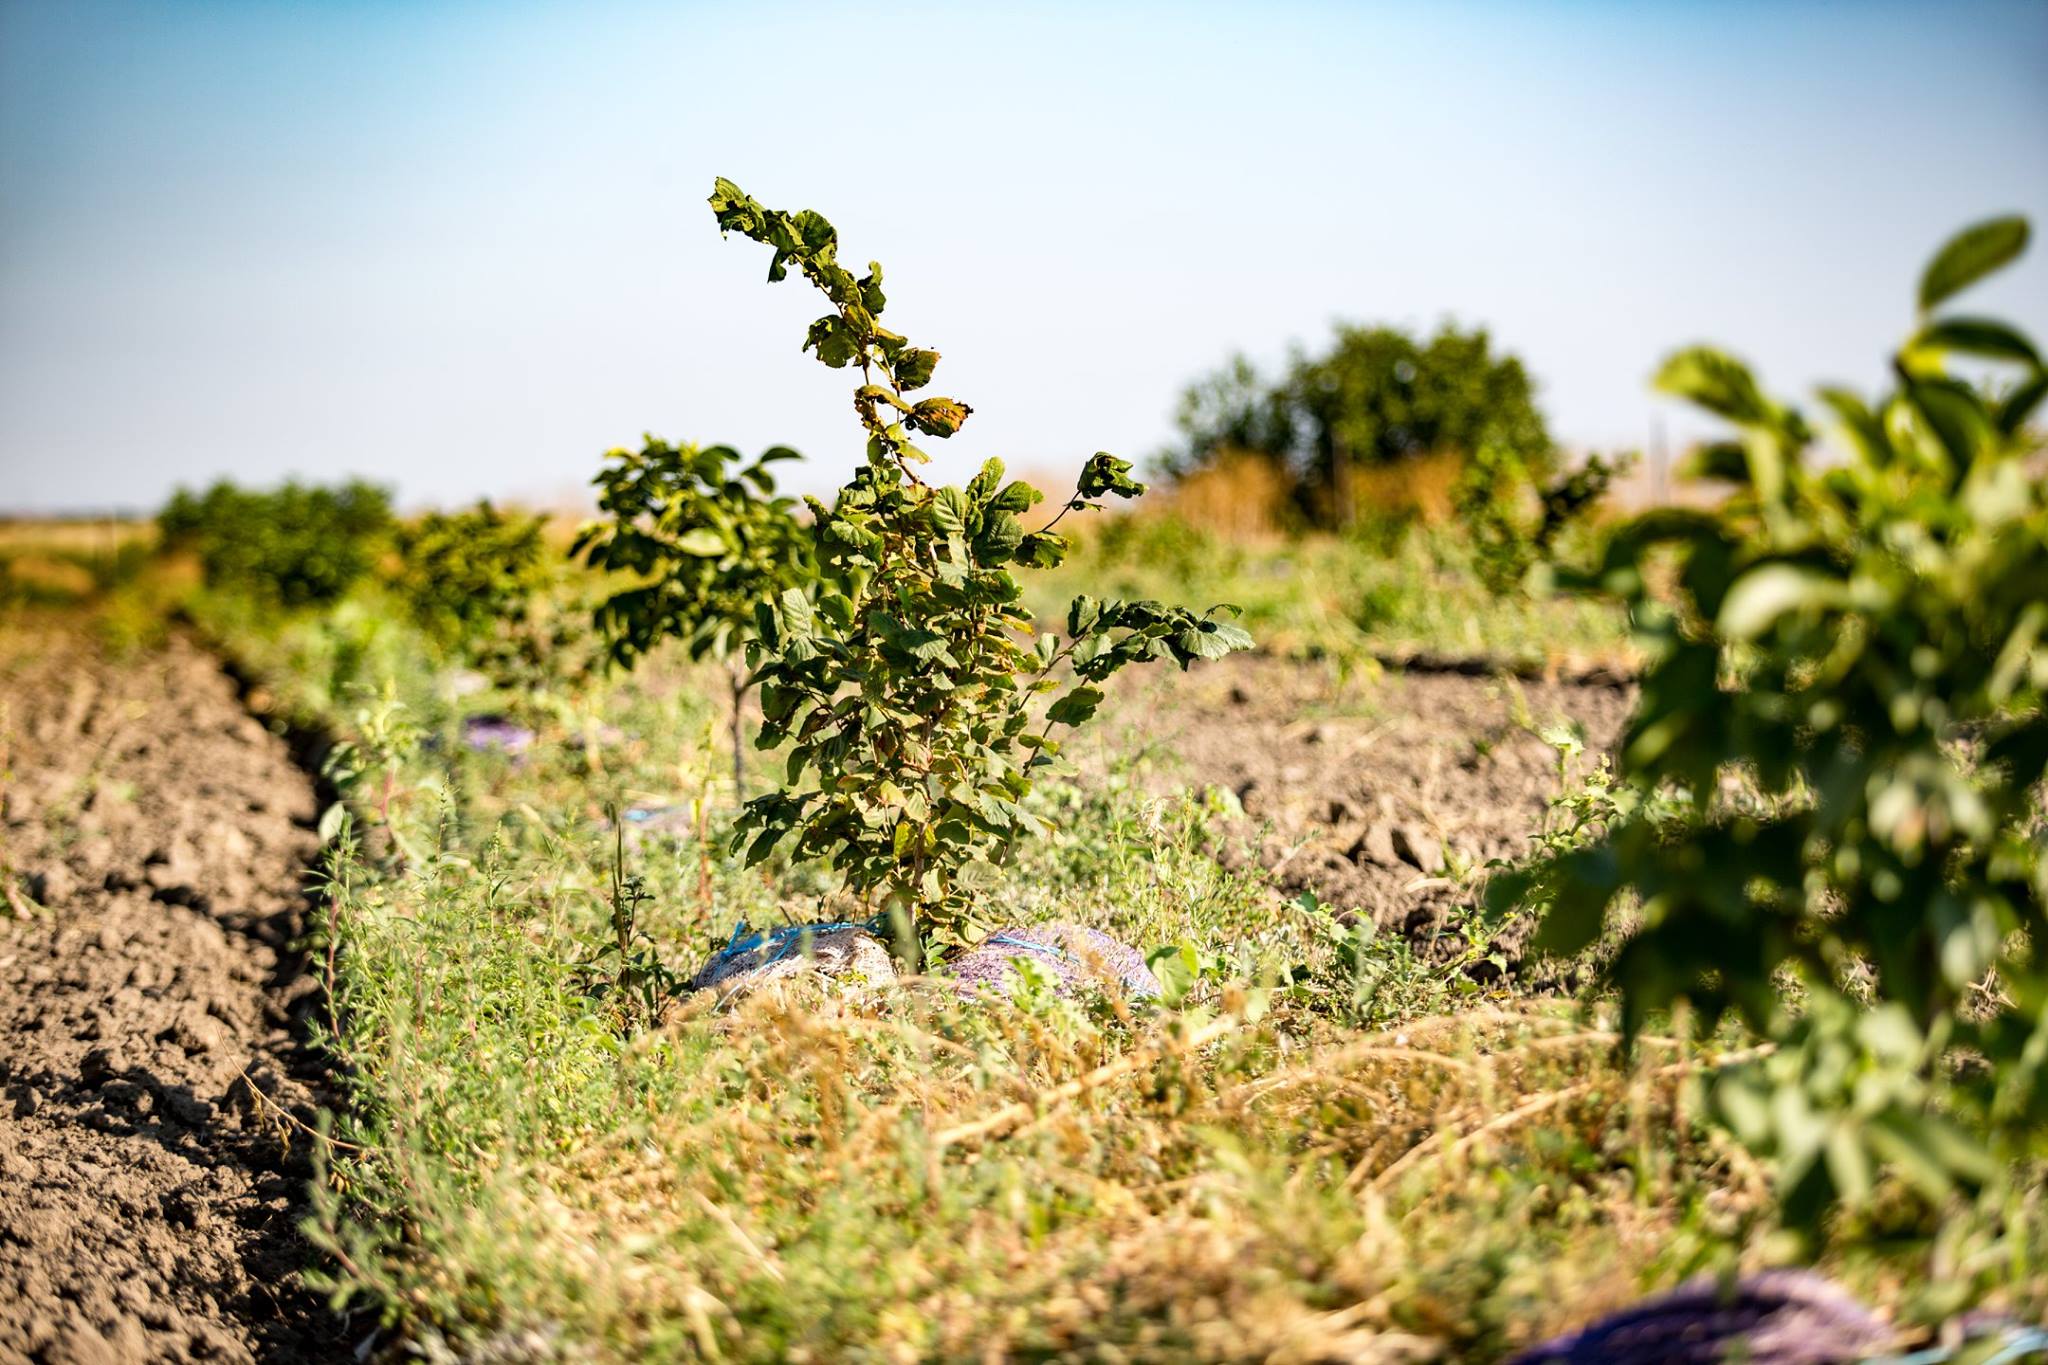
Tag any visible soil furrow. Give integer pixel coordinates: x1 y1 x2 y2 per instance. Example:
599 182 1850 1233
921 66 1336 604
0 623 346 1365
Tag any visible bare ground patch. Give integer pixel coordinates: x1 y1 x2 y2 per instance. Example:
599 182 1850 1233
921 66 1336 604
1102 654 1632 956
0 622 345 1364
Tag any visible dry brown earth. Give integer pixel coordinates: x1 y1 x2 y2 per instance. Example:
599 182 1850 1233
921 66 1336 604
0 621 344 1364
1108 654 1633 957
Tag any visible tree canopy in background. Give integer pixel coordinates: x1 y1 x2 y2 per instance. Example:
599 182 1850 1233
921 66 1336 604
158 478 393 606
1166 323 1554 529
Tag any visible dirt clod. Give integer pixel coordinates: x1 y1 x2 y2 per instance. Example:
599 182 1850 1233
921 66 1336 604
1391 823 1445 874
1352 822 1399 868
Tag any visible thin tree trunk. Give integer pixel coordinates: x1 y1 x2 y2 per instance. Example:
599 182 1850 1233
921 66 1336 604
728 666 746 802
1332 434 1354 529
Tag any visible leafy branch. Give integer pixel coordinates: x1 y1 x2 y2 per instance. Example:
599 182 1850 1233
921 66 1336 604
708 178 1253 956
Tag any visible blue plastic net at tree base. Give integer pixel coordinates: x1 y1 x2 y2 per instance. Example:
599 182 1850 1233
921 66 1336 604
686 921 896 997
943 923 1163 1001
686 920 1162 1003
1509 1269 2045 1365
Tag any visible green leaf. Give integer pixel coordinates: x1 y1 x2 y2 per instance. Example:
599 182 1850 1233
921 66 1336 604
1045 686 1105 727
858 262 887 315
1067 594 1101 637
1815 388 1892 468
966 458 1003 504
974 512 1023 561
931 486 968 535
992 481 1045 514
1174 617 1254 662
1530 848 1617 956
1999 373 2048 435
1201 611 1254 653
1679 441 1752 484
1655 348 1770 426
1822 1122 1873 1205
894 348 940 390
1077 452 1145 500
804 315 863 368
1907 316 2042 369
779 587 814 638
1716 563 1838 639
744 826 786 867
1014 532 1067 568
1918 215 2029 314
1712 1070 1772 1145
898 630 953 664
1864 1110 1991 1200
674 528 727 557
1904 376 1992 466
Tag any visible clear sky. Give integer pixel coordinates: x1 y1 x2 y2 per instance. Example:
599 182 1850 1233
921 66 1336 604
2 0 2045 514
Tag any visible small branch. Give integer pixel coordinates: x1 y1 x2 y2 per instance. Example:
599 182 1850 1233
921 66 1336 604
691 1191 786 1284
235 1066 369 1155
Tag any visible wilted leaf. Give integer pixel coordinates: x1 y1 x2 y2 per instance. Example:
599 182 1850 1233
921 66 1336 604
1077 452 1145 499
908 397 971 438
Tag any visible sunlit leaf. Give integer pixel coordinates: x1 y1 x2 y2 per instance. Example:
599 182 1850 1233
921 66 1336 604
1918 215 2029 314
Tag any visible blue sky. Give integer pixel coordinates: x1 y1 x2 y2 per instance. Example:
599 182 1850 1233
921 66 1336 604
2 0 2044 514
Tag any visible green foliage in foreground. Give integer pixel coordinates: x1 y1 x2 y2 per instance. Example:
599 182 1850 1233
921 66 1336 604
1501 216 2048 1240
158 478 393 606
708 177 1251 954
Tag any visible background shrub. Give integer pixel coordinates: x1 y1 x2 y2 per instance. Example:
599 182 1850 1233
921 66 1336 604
392 500 551 661
158 478 393 606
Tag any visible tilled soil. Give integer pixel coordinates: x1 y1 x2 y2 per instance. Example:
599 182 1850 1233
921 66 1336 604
0 623 344 1364
1109 654 1634 957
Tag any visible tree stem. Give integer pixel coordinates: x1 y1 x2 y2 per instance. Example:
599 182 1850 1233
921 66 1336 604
729 666 747 803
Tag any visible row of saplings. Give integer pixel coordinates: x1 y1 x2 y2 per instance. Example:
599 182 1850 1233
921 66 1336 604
164 188 2048 1353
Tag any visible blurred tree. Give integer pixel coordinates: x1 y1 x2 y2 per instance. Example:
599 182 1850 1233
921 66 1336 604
158 478 393 606
1167 323 1554 529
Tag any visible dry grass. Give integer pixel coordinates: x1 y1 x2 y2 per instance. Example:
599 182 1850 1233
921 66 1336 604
1161 451 1297 541
1344 449 1466 527
0 517 154 554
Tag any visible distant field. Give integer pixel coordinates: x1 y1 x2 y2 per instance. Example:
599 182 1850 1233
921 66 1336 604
0 517 155 552
0 518 158 603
